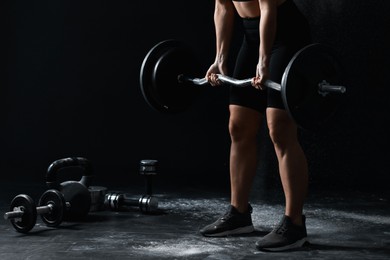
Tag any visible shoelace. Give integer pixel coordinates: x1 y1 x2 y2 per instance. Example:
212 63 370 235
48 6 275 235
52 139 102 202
273 221 288 235
220 205 252 221
220 211 233 221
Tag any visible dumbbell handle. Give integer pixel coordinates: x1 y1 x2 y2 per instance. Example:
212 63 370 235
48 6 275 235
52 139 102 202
178 74 346 94
4 204 54 220
3 201 71 220
105 193 147 206
4 209 24 220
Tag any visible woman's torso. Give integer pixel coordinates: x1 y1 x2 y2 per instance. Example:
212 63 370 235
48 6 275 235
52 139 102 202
232 0 287 18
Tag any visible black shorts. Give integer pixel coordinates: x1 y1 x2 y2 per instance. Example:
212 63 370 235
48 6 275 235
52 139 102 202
230 0 312 113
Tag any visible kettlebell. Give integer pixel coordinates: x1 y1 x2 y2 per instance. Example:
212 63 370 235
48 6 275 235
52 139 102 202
46 157 93 220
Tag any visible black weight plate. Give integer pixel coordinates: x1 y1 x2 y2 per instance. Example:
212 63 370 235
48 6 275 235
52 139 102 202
140 39 203 114
38 189 65 227
281 43 344 131
9 194 37 233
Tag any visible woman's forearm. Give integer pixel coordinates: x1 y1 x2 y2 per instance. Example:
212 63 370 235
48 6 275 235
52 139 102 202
258 2 277 70
214 0 235 64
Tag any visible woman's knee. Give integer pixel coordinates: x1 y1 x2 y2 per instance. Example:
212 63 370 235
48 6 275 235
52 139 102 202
229 106 262 142
267 109 297 147
268 124 289 147
229 119 250 141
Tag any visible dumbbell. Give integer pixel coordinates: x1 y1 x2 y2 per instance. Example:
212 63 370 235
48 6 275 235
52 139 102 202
4 189 67 233
139 159 158 195
104 191 159 213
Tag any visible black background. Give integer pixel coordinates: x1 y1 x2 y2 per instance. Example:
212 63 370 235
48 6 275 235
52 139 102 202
1 0 389 193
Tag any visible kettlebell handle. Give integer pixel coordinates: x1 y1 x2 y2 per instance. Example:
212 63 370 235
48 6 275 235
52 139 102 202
46 157 93 189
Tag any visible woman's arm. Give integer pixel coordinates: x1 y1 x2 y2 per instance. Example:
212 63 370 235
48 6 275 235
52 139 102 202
255 0 278 87
214 0 235 67
206 0 235 84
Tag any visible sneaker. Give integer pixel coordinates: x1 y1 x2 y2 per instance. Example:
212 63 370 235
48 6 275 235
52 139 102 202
255 215 308 252
199 204 255 237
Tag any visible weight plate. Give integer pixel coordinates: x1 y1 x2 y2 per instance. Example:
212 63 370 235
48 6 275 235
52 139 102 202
38 189 65 227
140 39 204 114
9 194 37 233
281 43 344 131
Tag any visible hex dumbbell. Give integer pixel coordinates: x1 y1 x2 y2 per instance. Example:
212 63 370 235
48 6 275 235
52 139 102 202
104 191 159 213
139 159 158 195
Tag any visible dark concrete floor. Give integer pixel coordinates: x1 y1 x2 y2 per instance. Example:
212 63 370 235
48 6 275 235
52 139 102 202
0 179 389 260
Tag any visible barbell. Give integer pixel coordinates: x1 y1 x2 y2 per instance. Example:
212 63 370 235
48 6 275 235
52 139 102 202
139 39 347 131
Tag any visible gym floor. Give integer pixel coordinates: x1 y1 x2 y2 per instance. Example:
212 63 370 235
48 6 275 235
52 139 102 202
0 178 389 260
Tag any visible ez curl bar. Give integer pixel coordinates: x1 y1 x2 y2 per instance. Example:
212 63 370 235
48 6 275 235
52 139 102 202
140 39 347 131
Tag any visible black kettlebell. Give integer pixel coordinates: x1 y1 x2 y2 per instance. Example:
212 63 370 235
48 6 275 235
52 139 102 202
46 157 93 221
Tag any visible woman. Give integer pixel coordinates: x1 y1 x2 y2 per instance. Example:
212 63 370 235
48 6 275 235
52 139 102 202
200 0 312 251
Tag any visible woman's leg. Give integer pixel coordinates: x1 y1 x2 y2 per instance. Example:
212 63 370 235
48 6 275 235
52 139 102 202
266 107 308 225
199 104 262 237
229 105 263 213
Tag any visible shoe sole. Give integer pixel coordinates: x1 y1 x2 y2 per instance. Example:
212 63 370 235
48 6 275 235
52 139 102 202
202 225 255 237
256 237 308 252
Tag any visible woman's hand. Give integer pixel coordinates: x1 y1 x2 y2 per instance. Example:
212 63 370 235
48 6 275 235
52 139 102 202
205 62 228 87
251 64 270 90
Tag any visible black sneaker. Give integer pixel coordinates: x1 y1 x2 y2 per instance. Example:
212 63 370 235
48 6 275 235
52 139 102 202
255 215 308 252
199 204 255 237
